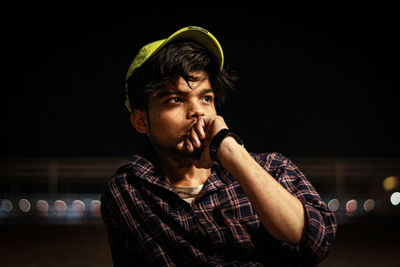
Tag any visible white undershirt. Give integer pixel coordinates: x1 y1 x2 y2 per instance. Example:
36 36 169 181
166 177 204 205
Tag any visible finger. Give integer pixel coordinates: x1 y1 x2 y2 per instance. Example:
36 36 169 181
190 127 201 148
177 139 185 151
185 138 194 153
195 117 206 139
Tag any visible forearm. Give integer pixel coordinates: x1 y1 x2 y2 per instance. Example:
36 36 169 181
218 137 306 244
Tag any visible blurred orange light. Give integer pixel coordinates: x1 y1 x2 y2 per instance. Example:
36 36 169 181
383 176 398 191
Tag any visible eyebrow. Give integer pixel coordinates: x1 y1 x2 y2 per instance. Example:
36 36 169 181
155 88 214 99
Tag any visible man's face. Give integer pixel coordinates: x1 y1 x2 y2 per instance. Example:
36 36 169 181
145 70 217 159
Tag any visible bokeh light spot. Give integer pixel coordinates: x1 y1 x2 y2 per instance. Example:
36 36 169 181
90 200 101 218
390 192 400 206
36 200 49 216
19 199 31 212
383 176 398 191
72 200 85 217
2 199 13 212
346 199 358 215
363 199 375 212
54 200 67 217
327 199 340 212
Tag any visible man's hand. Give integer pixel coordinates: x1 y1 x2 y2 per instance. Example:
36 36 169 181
184 115 228 168
180 115 307 245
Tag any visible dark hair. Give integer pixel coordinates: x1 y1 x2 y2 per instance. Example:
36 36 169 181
126 41 237 111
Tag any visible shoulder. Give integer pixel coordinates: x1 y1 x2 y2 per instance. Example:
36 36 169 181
249 152 303 178
103 150 158 195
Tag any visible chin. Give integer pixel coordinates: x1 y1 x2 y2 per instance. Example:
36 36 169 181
178 147 203 159
150 137 205 162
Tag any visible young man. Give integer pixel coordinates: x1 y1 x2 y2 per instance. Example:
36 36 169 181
101 26 337 266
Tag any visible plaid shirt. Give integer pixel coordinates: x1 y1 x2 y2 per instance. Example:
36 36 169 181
101 149 337 266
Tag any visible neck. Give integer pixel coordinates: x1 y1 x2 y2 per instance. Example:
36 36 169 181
153 147 211 187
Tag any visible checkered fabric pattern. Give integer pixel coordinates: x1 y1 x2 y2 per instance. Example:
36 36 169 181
101 150 337 266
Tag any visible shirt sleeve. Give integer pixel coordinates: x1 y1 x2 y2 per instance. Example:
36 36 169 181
262 153 337 265
100 179 145 266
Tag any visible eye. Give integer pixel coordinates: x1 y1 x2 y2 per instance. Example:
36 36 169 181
168 97 183 103
203 95 213 102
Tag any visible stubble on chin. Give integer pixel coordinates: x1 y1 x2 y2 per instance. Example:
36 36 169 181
174 138 205 160
149 134 205 164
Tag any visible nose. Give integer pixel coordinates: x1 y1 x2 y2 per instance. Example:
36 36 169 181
186 100 205 119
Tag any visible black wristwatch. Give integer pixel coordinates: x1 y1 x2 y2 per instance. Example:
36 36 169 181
209 128 244 166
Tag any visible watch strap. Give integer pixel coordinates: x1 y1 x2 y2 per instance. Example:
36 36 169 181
209 128 244 166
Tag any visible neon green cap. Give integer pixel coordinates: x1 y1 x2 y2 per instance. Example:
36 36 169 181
124 26 224 112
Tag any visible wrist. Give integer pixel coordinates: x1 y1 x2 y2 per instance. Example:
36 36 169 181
209 129 244 166
218 136 246 164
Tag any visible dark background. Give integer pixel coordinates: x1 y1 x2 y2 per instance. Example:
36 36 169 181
1 3 400 266
1 2 398 158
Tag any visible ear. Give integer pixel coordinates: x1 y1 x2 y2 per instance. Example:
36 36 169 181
130 109 149 134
